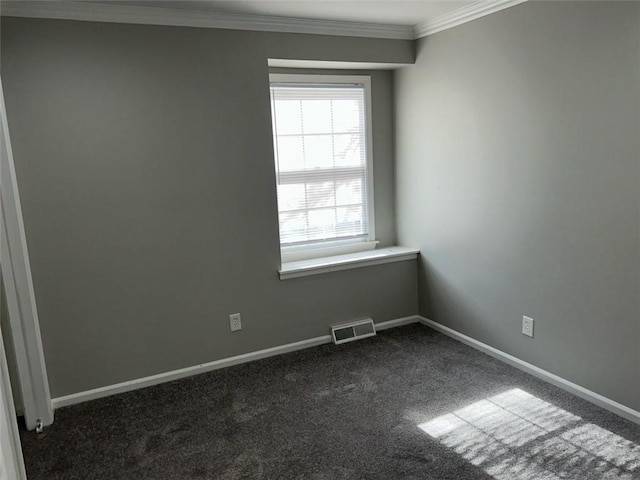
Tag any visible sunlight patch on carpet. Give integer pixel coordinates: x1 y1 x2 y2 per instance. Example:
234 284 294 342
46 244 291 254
418 388 640 480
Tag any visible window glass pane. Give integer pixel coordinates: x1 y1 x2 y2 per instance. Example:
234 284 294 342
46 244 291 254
335 179 363 206
275 136 304 173
306 181 336 209
301 100 332 134
334 134 363 167
279 211 308 244
332 99 362 133
273 100 302 135
337 206 365 234
308 208 337 240
304 135 334 169
270 79 370 247
277 184 306 212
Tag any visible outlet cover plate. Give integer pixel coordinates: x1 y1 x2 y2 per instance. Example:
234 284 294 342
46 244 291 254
522 316 534 338
230 313 242 332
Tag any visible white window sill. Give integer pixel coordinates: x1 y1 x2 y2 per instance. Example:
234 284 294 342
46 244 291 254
279 246 420 280
281 240 377 263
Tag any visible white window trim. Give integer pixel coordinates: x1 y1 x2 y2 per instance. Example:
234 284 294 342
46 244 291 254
269 73 376 263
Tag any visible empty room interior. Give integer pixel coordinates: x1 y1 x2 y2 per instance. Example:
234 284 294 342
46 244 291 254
0 0 639 478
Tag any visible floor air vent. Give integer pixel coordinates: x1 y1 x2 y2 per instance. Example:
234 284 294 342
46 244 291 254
331 318 376 345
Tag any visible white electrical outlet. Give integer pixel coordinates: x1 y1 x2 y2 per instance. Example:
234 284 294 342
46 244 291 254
522 316 534 338
229 313 242 332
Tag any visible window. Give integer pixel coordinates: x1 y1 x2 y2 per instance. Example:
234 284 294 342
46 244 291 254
269 74 375 262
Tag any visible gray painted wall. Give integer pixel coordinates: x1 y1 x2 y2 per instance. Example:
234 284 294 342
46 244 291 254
395 1 640 410
1 17 417 398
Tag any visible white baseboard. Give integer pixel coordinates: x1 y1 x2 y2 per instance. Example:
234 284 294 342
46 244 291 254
375 315 421 331
52 315 639 426
52 335 330 409
51 315 421 409
418 316 640 425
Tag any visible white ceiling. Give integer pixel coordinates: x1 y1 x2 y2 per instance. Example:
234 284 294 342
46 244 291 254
107 1 473 27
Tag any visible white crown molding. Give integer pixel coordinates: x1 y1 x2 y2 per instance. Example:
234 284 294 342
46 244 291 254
0 1 529 41
413 0 529 38
0 1 415 40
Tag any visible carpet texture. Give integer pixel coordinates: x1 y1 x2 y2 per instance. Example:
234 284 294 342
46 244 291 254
19 324 640 479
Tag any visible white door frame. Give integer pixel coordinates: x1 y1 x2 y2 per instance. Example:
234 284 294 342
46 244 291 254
0 77 53 431
0 299 27 480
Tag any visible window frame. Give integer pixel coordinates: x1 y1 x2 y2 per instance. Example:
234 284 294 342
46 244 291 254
269 73 376 263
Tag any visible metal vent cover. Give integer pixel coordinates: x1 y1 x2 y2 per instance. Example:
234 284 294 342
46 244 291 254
331 318 376 345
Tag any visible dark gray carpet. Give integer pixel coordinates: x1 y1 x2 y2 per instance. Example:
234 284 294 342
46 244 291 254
19 324 640 479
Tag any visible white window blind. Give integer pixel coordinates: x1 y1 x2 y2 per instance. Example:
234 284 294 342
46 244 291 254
270 81 370 247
